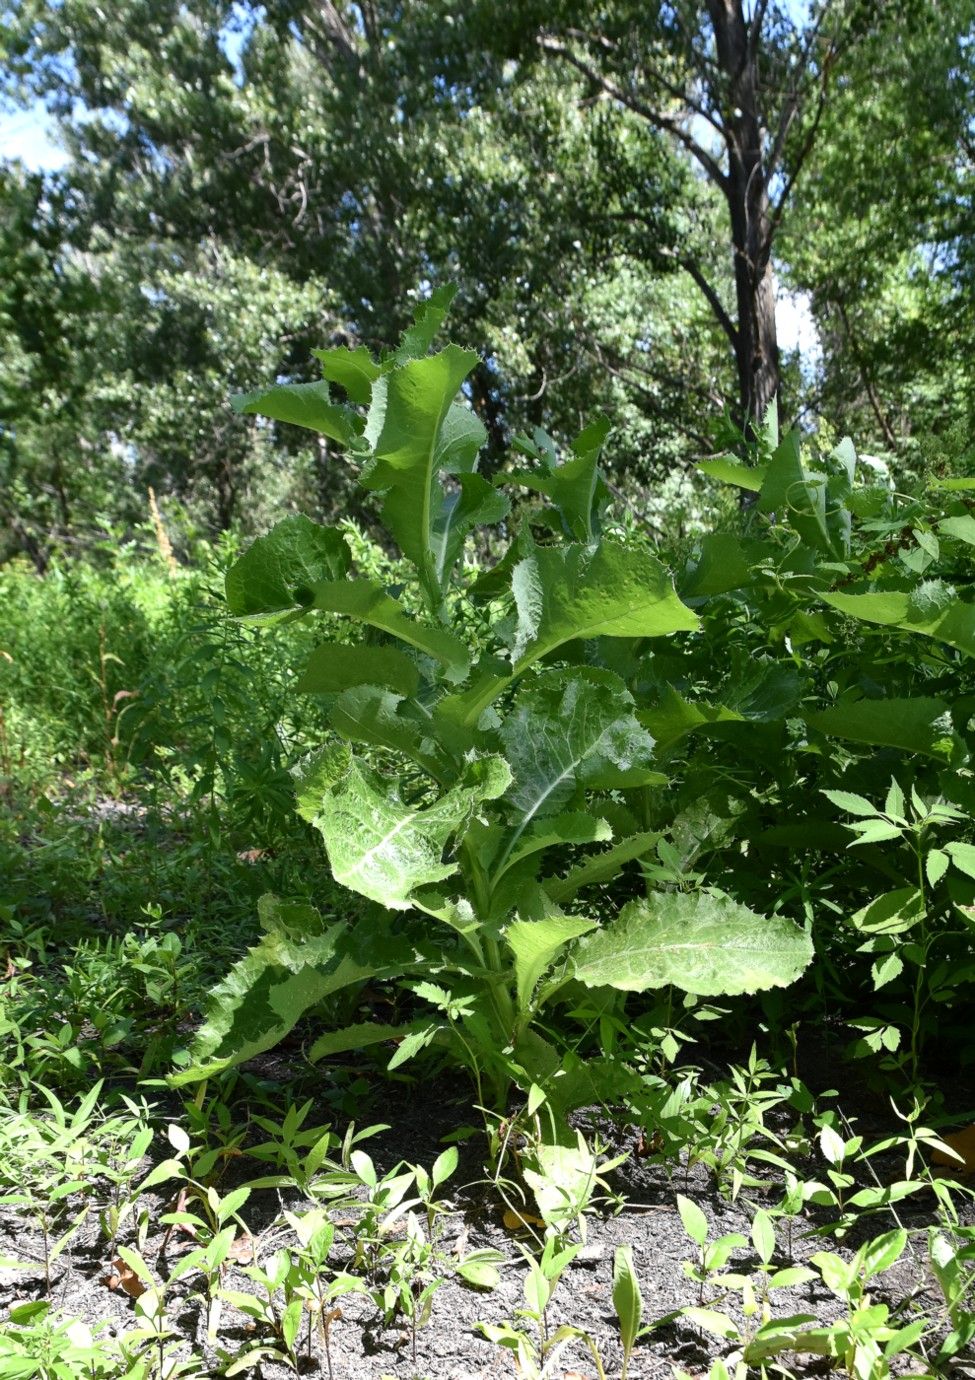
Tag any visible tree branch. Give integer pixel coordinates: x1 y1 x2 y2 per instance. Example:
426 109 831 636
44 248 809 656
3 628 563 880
605 209 738 346
538 34 729 191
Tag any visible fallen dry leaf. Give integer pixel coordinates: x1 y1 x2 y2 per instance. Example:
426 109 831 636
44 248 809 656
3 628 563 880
932 1124 975 1175
502 1207 546 1232
237 848 268 863
226 1232 255 1265
101 1257 147 1298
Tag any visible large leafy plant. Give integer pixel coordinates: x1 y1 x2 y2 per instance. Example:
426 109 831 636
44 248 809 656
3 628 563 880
180 290 812 1110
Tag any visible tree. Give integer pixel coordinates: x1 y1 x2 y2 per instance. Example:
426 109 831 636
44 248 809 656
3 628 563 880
781 0 975 461
444 0 895 435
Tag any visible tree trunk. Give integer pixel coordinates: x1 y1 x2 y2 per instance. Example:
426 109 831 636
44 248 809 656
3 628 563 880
708 0 781 434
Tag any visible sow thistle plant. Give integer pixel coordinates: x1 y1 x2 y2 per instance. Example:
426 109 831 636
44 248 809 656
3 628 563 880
178 288 812 1136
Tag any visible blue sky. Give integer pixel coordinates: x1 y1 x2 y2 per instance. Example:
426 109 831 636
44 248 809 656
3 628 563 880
0 100 68 170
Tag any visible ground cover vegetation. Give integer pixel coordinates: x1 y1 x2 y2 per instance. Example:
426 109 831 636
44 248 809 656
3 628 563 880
2 286 975 1377
2 0 975 1375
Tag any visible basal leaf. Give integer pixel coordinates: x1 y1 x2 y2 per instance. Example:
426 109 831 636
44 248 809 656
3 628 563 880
312 577 469 679
225 516 351 625
511 539 698 671
571 892 813 996
297 643 420 697
180 896 410 1076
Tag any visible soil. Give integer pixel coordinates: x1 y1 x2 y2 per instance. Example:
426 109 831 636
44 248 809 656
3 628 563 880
2 1062 972 1380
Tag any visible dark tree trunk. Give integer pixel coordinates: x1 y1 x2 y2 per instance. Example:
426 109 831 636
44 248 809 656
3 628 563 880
708 0 780 433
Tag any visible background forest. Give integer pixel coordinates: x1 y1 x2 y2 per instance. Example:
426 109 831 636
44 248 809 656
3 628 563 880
2 0 974 556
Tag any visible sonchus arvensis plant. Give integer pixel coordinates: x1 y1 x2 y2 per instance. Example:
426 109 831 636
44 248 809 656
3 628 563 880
180 288 812 1113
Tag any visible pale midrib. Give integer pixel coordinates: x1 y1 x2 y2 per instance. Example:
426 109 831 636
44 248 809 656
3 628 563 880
334 809 419 890
494 739 597 879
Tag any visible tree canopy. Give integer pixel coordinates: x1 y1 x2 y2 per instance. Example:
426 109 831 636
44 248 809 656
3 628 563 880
1 0 973 552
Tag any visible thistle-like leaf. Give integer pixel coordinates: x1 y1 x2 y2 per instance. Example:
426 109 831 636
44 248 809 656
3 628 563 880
296 747 510 910
510 539 699 672
571 892 813 996
225 516 351 625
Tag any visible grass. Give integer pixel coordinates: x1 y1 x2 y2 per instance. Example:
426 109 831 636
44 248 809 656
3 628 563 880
1 545 974 1380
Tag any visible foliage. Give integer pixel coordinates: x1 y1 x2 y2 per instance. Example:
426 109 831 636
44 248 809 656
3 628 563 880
185 297 813 1129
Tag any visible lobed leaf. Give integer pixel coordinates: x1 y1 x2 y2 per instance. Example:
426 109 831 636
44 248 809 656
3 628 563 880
571 892 813 996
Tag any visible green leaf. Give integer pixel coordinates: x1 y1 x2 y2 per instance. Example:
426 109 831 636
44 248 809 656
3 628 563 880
329 685 441 776
362 344 480 598
457 1258 501 1290
511 539 699 673
308 1022 414 1062
432 473 509 588
871 952 904 989
821 584 975 659
612 1245 644 1355
178 897 410 1077
297 643 420 697
821 789 880 817
697 456 766 492
926 848 950 885
850 888 924 934
858 1229 907 1278
492 812 613 881
312 577 469 679
506 911 598 1014
231 380 361 445
947 842 975 880
640 686 743 750
759 431 836 554
395 284 458 361
297 747 509 910
225 516 351 625
571 892 813 996
499 670 657 861
939 517 975 546
848 820 904 846
509 417 610 542
681 533 766 596
543 831 658 903
806 696 956 759
311 343 381 404
676 1194 709 1246
752 1210 776 1265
